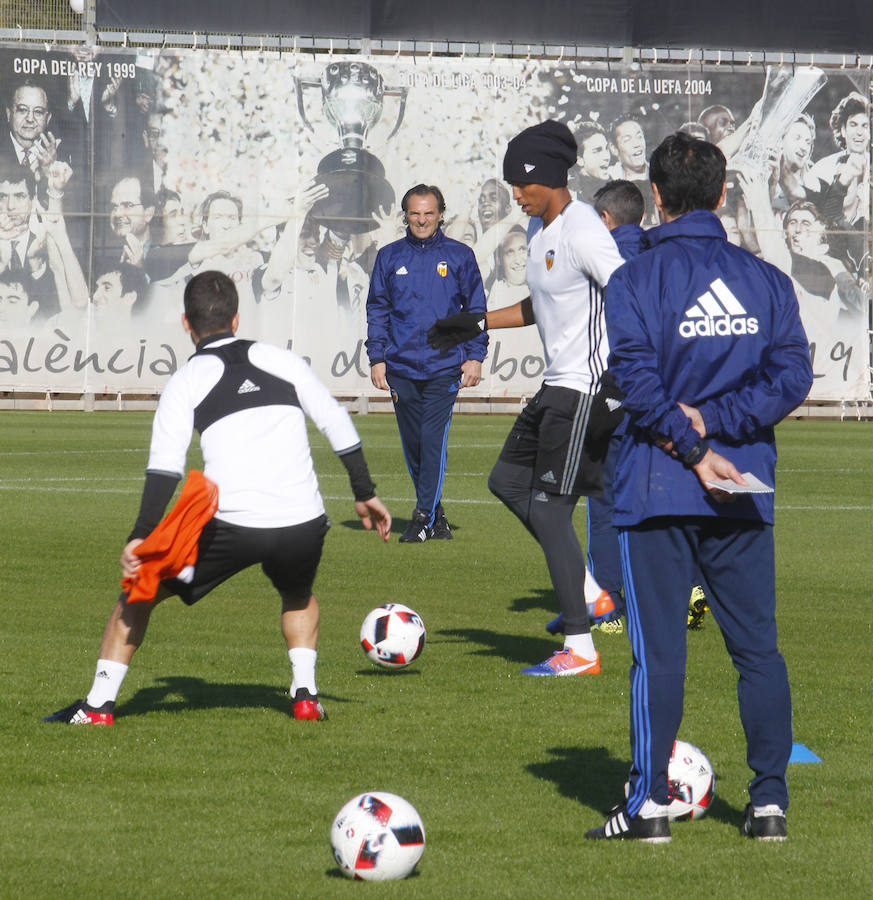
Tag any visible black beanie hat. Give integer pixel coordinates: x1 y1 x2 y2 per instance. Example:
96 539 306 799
503 120 578 187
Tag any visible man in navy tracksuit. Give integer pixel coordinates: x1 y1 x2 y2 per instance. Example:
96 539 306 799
585 181 648 626
586 134 812 843
366 184 488 542
577 180 708 635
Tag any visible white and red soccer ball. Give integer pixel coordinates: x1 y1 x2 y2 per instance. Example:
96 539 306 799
667 739 716 820
360 603 426 669
331 791 425 880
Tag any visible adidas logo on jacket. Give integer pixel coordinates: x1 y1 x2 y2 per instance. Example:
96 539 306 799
679 278 759 338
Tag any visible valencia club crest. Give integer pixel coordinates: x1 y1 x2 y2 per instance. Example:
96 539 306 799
545 249 555 270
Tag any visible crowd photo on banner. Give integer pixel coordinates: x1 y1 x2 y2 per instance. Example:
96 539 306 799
0 45 868 400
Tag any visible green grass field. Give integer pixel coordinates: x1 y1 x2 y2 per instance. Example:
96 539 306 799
1 412 871 898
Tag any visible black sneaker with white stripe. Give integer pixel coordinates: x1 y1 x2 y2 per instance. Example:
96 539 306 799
42 699 114 725
399 508 430 543
585 803 671 843
429 504 453 540
741 803 787 841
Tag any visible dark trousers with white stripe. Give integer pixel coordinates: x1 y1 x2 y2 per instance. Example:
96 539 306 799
620 516 791 816
389 371 459 526
488 384 603 636
586 431 624 607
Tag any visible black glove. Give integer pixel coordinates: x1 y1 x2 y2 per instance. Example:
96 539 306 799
586 371 626 443
427 312 486 352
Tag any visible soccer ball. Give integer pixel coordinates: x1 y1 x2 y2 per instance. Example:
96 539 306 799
667 739 716 820
360 603 426 669
331 791 425 881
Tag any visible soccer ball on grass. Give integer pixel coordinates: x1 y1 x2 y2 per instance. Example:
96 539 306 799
331 791 425 880
667 739 716 820
360 603 426 669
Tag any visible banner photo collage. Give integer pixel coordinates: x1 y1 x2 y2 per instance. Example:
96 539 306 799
0 46 869 400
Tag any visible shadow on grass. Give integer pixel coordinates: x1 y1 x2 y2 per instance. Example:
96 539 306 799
702 793 745 828
325 866 422 881
119 675 352 718
508 587 557 615
338 516 462 537
527 745 744 826
354 667 423 678
338 518 372 532
437 627 558 665
527 745 630 814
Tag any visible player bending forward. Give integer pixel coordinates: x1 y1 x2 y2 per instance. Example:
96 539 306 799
44 271 391 725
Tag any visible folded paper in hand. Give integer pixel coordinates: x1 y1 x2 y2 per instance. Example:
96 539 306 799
705 472 774 494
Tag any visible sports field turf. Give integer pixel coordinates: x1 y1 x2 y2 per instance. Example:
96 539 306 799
1 411 870 898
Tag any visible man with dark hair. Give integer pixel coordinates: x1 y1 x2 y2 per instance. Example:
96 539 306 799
0 161 61 320
809 91 869 262
609 115 649 182
141 111 169 195
738 171 865 397
92 260 150 319
592 179 646 247
571 120 612 202
428 121 626 674
829 93 868 146
105 174 156 268
366 182 487 543
0 268 39 330
585 133 812 842
594 183 714 631
476 178 512 235
471 177 516 288
608 114 657 224
697 104 736 145
144 189 195 283
44 271 391 726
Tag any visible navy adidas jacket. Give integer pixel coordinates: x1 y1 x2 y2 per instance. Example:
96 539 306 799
366 227 488 380
611 223 648 261
605 210 812 527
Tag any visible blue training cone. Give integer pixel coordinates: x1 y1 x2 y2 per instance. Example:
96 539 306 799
788 742 822 763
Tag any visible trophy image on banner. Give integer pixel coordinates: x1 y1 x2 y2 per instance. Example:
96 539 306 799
727 65 826 173
295 61 408 234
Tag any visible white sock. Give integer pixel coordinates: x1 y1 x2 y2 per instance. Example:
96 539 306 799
638 797 671 818
754 804 785 816
583 567 603 606
86 658 129 708
288 647 317 696
564 632 596 659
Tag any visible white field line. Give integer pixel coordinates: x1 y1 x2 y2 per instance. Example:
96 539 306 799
2 446 863 474
1 440 868 509
0 448 149 456
0 478 869 510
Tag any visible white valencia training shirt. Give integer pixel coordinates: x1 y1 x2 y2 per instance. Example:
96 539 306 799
147 337 362 528
526 200 625 393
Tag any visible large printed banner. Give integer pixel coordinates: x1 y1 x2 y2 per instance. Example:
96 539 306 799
0 47 869 400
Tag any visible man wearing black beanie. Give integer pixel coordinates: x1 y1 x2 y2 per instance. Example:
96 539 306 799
429 120 626 676
502 119 579 187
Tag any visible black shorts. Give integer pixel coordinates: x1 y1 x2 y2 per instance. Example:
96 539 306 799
497 383 608 496
159 514 330 606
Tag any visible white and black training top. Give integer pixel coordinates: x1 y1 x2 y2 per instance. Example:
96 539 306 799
146 336 362 529
526 200 625 394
